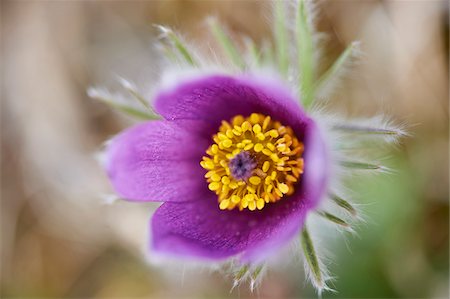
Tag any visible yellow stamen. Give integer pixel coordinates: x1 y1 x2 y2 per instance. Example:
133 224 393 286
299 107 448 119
249 176 262 185
200 113 304 211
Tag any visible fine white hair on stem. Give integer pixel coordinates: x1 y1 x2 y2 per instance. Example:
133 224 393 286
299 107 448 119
154 25 200 67
315 41 363 100
299 223 335 295
332 115 410 145
87 86 158 120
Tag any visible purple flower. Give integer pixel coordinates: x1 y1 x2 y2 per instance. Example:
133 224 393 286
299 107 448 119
91 2 407 292
105 74 329 262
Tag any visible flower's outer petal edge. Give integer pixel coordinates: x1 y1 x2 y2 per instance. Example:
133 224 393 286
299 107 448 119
154 73 310 140
105 120 210 202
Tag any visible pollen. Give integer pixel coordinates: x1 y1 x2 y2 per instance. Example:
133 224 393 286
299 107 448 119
200 113 304 211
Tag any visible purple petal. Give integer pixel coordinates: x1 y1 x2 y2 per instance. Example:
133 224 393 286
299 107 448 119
105 120 210 202
154 74 310 138
151 195 307 262
149 74 329 261
300 121 330 209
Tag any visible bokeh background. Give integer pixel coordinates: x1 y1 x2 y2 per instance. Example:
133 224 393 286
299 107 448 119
1 1 448 298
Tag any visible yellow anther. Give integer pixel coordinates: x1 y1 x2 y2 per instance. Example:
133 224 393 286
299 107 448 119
231 195 240 204
253 124 262 134
221 184 229 194
233 115 244 125
266 143 275 151
244 143 254 151
211 144 219 154
278 126 287 134
201 113 304 211
286 174 297 181
256 198 265 210
250 113 260 124
277 143 287 152
256 133 266 141
246 185 256 193
242 121 252 131
275 188 283 197
262 116 271 130
262 149 272 156
201 160 215 170
218 133 227 140
278 183 289 194
221 120 232 130
211 174 221 182
248 201 257 211
241 197 249 208
221 176 230 185
270 153 279 162
268 129 279 138
208 182 221 191
229 181 238 189
222 139 232 148
249 176 262 185
254 143 264 152
219 199 230 210
244 193 255 202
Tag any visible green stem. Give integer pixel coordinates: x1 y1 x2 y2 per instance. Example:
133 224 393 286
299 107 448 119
297 0 315 108
329 193 357 216
208 18 246 69
301 226 324 289
314 41 358 93
274 0 289 76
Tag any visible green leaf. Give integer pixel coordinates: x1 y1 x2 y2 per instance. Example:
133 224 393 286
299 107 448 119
340 160 388 171
260 40 275 65
317 210 351 228
274 0 289 76
244 38 261 66
251 264 264 281
314 41 359 94
94 97 155 120
250 264 264 292
207 18 246 69
156 25 198 66
301 226 324 290
296 0 315 108
329 193 357 217
332 123 405 137
118 78 159 116
234 264 249 282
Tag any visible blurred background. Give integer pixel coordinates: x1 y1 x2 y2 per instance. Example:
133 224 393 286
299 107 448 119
1 0 448 298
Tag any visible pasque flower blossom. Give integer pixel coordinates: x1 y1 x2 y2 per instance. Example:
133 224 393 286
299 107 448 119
91 0 406 293
106 74 328 262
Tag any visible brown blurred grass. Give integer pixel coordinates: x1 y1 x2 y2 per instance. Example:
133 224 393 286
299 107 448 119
1 1 448 298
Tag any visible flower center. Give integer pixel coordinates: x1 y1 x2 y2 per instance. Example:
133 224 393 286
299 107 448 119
228 151 256 180
200 113 304 211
